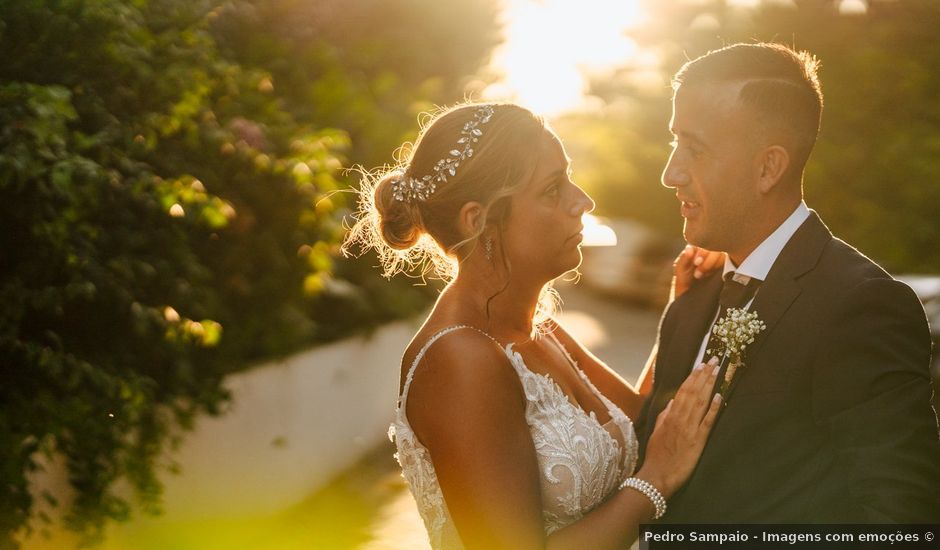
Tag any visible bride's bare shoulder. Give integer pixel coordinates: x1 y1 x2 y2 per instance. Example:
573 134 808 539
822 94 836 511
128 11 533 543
403 324 525 440
404 323 512 384
400 314 500 379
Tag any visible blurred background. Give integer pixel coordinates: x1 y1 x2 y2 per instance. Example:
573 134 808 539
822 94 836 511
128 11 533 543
1 0 938 548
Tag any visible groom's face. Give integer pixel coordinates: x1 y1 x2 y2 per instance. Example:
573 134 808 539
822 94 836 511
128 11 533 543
662 81 763 254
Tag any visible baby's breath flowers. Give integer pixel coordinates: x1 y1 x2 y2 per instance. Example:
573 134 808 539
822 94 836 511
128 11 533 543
708 308 767 396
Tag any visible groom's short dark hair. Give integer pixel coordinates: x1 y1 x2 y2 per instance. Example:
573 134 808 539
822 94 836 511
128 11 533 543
673 43 823 180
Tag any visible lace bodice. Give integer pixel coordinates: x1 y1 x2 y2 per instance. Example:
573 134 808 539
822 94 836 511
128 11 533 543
389 325 638 549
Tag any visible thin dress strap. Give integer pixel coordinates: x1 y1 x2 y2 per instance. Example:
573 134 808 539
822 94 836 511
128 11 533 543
398 325 504 408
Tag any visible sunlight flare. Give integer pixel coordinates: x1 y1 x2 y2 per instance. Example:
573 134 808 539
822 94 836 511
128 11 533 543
582 214 618 247
486 0 648 116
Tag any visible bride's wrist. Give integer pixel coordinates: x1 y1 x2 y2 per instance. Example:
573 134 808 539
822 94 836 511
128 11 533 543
633 466 674 499
620 472 669 520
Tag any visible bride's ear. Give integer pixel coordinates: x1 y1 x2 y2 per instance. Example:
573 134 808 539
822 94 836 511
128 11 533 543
756 145 790 194
456 201 486 239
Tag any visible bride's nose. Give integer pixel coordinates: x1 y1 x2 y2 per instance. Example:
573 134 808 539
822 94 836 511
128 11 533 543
570 184 595 216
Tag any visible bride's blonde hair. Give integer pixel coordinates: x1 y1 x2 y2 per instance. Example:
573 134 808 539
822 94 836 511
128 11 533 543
342 101 561 325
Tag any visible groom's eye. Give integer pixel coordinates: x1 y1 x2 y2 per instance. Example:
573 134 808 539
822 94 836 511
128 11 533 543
670 139 702 159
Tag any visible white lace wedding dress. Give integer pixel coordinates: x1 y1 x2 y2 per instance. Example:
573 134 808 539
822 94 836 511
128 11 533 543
389 325 639 549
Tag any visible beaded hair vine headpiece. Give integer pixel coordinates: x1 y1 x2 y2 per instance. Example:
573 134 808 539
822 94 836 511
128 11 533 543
392 104 495 203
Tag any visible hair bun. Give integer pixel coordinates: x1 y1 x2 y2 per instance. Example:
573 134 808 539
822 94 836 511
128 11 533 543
375 171 423 250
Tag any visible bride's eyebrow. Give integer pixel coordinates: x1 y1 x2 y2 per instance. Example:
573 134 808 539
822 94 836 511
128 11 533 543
542 169 567 184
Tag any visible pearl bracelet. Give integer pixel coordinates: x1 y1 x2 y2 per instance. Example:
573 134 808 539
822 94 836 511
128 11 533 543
619 477 667 519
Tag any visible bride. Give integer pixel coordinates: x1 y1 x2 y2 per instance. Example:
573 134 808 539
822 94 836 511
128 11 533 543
344 102 725 549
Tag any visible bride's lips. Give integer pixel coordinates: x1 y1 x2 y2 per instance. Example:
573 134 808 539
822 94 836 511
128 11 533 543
566 227 584 245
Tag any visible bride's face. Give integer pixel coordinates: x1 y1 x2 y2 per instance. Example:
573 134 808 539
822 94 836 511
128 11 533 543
500 131 595 281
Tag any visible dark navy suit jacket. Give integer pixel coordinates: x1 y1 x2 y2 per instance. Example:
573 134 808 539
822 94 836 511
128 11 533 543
637 212 940 522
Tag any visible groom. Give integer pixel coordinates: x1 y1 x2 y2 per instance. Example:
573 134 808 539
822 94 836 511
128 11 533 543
637 43 940 522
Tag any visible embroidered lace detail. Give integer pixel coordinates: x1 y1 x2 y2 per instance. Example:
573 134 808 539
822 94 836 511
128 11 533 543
546 332 640 480
390 325 638 549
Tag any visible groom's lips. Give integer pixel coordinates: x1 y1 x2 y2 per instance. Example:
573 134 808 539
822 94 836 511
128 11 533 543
679 199 701 218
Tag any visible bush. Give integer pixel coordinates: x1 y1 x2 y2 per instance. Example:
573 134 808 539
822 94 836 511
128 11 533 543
0 0 499 545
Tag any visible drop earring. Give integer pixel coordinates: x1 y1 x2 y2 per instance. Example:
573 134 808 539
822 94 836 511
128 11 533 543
484 237 493 261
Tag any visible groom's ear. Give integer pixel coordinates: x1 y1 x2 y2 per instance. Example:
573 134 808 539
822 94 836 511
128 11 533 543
756 145 790 194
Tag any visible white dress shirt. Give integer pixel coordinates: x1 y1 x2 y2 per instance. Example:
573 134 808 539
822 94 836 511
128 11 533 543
690 201 811 369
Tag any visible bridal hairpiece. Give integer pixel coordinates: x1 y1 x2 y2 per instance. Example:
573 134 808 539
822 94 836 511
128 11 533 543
392 104 495 203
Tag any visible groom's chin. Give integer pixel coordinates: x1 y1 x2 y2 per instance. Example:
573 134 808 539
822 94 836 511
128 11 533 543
682 225 703 248
682 223 715 251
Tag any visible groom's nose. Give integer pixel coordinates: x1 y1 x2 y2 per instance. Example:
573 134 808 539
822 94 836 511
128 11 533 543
661 154 690 189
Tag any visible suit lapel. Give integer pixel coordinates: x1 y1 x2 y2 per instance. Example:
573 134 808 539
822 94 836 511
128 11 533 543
662 272 723 381
721 211 833 401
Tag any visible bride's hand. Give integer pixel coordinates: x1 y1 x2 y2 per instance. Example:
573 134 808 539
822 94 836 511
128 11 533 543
637 358 722 498
672 246 726 299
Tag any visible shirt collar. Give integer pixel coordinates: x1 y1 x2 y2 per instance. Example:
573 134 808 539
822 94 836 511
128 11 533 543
722 201 811 282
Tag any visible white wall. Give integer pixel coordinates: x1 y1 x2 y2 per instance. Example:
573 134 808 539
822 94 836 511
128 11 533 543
26 315 422 523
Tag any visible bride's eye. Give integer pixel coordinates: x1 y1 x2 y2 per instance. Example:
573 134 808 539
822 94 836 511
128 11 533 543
544 183 560 198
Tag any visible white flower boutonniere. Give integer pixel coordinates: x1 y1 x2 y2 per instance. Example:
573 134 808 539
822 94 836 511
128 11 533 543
707 308 767 396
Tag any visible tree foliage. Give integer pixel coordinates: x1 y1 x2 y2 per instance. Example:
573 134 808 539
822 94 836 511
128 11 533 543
0 0 499 544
